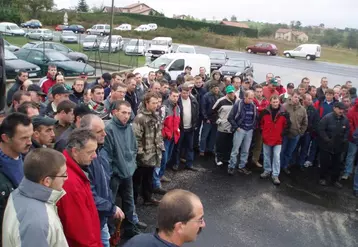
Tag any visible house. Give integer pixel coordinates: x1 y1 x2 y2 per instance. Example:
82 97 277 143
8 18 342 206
275 28 309 42
173 14 187 20
220 21 249 29
103 2 158 15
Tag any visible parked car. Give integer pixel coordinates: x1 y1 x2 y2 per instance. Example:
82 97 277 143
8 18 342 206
60 31 78 43
86 24 110 36
21 20 42 29
82 35 100 51
99 35 124 53
4 40 20 52
284 44 321 60
125 39 146 56
146 37 173 60
22 42 88 63
14 48 95 76
134 24 150 32
0 22 25 36
246 43 278 56
25 29 53 41
176 45 196 54
114 24 131 31
5 49 41 79
55 25 67 31
148 23 158 30
219 58 253 77
209 51 228 71
63 24 85 34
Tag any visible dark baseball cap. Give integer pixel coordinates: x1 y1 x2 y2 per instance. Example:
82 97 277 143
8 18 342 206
79 72 88 78
27 84 46 96
334 102 347 110
185 65 192 70
32 116 57 128
52 84 73 96
287 83 295 89
101 72 112 82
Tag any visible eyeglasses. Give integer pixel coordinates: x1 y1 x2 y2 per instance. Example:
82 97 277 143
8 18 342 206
188 217 205 224
48 171 68 178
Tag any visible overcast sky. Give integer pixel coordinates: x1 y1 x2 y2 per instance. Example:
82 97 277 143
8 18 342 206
55 0 357 29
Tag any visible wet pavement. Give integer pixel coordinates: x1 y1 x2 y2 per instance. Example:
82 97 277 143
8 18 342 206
133 155 358 247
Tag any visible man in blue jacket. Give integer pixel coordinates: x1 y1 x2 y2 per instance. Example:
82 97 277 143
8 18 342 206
80 114 125 247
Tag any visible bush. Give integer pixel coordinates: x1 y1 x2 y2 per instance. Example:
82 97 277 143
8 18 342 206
0 6 21 23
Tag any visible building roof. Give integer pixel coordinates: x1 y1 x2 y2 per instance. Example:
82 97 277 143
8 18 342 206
220 21 249 29
292 31 307 37
103 3 154 14
276 28 292 34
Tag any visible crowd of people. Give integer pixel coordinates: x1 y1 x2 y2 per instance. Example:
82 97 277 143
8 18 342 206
0 62 357 247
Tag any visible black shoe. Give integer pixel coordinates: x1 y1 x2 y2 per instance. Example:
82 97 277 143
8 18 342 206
238 167 252 175
333 181 343 189
136 221 147 230
152 187 167 195
171 164 179 171
185 166 199 171
143 198 160 206
228 168 235 175
283 168 291 175
319 179 327 186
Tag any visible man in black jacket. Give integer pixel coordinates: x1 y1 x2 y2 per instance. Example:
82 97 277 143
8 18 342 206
318 102 349 188
6 70 29 106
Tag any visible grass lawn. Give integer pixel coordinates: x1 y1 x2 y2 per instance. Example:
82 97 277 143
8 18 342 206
4 36 146 68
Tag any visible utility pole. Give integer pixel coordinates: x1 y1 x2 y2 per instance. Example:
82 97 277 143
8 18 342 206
109 0 115 54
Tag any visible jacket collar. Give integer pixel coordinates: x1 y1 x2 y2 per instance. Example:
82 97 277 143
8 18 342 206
63 150 89 182
18 178 66 204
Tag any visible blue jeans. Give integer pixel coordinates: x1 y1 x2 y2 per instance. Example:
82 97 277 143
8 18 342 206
344 142 357 176
101 224 110 247
153 139 175 189
354 164 358 192
228 129 253 169
280 135 300 169
263 144 281 177
298 133 312 167
176 129 194 167
199 122 217 153
307 137 317 163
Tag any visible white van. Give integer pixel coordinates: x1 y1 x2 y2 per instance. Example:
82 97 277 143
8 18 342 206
114 24 131 31
134 24 150 32
283 44 321 60
134 53 211 80
0 22 25 36
148 23 158 30
146 37 173 60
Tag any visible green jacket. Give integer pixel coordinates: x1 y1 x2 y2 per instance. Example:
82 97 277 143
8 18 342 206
0 172 15 244
133 107 164 168
104 117 137 179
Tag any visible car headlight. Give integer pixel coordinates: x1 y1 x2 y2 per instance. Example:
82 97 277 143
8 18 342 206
148 50 152 53
36 67 40 71
161 51 165 54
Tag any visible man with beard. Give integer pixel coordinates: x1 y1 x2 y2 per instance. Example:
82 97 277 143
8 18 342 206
69 79 85 104
0 113 33 243
41 65 58 95
7 70 29 106
123 189 205 247
30 116 57 149
212 85 236 166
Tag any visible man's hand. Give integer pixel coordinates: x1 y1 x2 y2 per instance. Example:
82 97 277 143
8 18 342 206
114 206 125 220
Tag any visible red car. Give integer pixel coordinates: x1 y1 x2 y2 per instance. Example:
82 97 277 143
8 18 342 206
55 25 67 31
246 43 278 56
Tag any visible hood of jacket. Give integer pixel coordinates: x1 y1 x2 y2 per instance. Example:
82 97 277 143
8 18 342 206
210 70 222 80
112 115 131 129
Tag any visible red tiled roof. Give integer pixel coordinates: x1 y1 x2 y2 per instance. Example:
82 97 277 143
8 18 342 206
220 21 249 29
276 28 292 34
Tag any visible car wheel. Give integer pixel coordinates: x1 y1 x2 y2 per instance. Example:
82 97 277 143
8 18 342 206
266 51 271 56
285 53 291 58
100 32 104 36
247 49 252 53
75 31 78 34
77 58 85 63
87 31 91 35
306 55 311 60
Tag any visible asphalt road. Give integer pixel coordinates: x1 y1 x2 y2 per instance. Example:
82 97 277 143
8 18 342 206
133 156 358 247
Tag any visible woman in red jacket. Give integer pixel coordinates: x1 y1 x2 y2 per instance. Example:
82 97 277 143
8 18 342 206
259 95 290 185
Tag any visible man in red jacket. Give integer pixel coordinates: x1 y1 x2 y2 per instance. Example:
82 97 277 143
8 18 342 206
260 95 290 185
57 128 103 247
40 64 58 95
263 78 279 101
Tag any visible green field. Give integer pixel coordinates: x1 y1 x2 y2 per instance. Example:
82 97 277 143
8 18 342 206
4 36 146 68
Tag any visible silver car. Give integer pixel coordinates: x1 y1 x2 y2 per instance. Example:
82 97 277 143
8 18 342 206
4 40 20 52
22 42 88 63
82 35 100 51
60 31 78 43
25 29 53 41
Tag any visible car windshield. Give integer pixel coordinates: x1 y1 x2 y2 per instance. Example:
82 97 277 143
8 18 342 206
84 36 96 42
78 25 84 28
152 40 168 46
47 51 71 62
271 44 277 49
148 57 173 69
22 43 36 49
210 52 226 60
102 37 119 43
128 39 144 46
177 46 194 53
10 25 20 30
4 49 17 60
225 60 245 67
63 32 75 36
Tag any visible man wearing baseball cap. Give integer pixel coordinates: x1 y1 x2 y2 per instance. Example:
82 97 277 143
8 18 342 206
44 84 73 118
27 84 47 116
279 83 295 103
263 78 279 101
30 116 57 149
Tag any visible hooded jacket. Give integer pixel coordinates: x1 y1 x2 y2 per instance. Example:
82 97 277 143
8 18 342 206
283 99 308 137
57 150 102 247
161 99 181 143
212 96 236 133
6 77 23 106
3 178 68 247
88 146 116 229
178 95 199 130
205 70 222 92
260 105 290 146
41 73 57 95
347 99 358 142
133 107 164 168
104 116 138 179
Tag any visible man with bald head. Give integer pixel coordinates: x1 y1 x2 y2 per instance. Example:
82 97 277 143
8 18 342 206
123 189 205 247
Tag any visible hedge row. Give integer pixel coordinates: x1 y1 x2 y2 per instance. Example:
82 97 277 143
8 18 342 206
36 12 258 38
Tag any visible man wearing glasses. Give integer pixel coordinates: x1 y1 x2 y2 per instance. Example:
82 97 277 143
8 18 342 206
123 189 206 247
3 148 69 247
